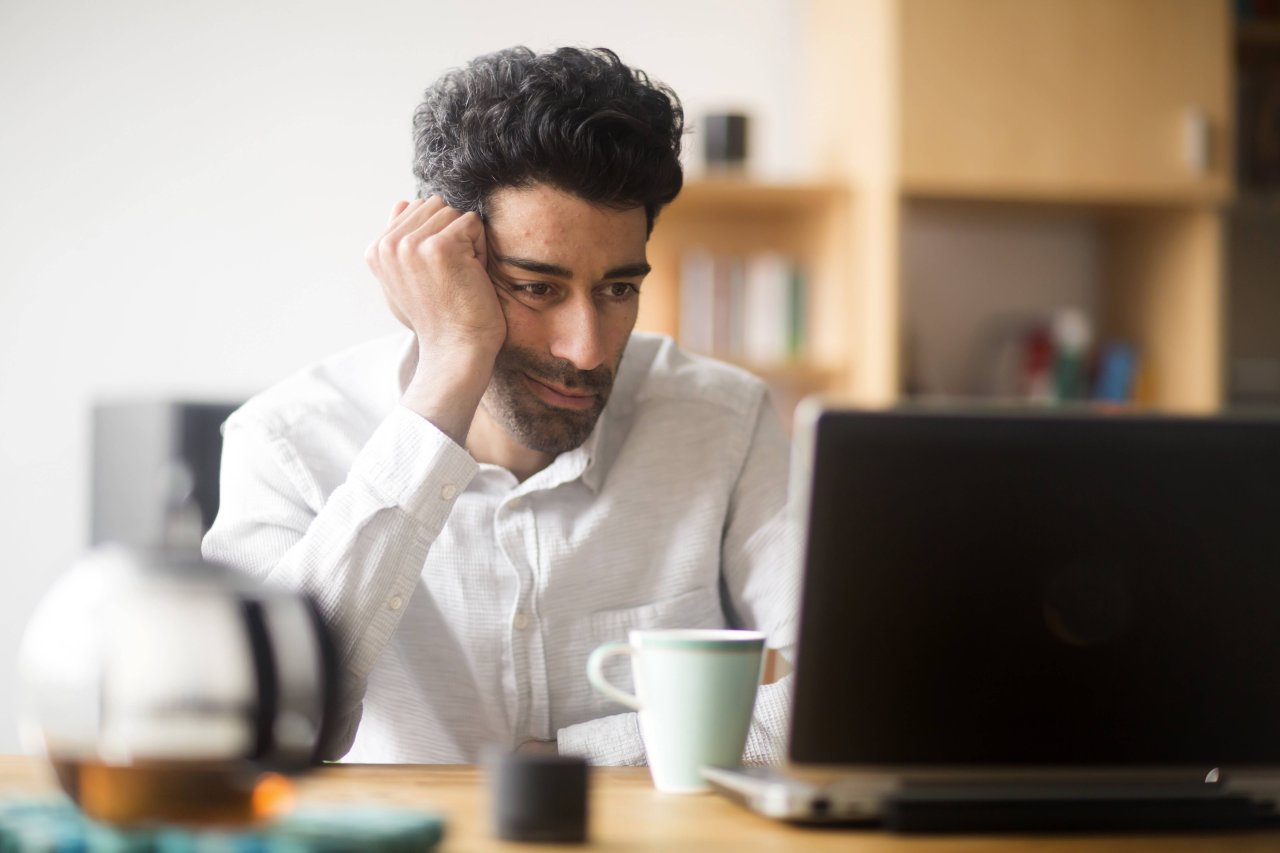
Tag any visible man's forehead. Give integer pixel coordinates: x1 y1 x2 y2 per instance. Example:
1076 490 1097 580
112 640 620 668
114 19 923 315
485 183 648 275
487 184 644 230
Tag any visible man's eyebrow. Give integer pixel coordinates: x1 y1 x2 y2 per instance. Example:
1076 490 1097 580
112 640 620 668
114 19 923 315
602 262 651 279
495 254 651 280
495 255 572 278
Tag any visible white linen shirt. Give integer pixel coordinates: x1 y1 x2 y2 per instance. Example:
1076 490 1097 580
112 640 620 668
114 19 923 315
202 330 800 764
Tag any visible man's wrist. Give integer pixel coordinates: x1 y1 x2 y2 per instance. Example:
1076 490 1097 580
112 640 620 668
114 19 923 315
400 347 494 446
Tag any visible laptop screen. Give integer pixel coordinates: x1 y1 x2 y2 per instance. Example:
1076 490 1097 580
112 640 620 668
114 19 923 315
791 409 1280 768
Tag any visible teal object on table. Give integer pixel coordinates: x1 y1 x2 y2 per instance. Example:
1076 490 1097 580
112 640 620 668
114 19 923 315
0 799 444 852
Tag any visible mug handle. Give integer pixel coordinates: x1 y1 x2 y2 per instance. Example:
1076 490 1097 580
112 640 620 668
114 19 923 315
586 642 642 711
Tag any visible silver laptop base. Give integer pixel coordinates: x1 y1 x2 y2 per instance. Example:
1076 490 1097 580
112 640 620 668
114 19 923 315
703 766 1280 830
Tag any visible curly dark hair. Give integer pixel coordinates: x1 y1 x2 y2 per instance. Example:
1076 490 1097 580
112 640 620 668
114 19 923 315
412 46 684 235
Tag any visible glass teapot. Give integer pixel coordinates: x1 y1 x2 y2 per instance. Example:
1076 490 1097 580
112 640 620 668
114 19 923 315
18 545 336 826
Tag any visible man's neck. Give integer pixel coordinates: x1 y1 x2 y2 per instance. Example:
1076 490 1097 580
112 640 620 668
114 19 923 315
466 402 555 482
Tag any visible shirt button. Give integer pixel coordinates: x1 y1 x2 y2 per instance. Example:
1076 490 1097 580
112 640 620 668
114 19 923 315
388 595 404 611
440 483 458 500
508 496 524 510
513 612 529 630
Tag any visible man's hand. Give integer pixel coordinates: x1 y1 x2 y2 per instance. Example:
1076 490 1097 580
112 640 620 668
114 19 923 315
365 197 506 445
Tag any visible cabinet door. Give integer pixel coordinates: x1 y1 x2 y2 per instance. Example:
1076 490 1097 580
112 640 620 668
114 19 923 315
899 0 1230 200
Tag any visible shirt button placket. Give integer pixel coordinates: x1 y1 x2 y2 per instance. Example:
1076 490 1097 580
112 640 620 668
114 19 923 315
498 493 535 741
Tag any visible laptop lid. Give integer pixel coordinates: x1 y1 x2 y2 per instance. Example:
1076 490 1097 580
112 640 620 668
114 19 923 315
788 405 1280 780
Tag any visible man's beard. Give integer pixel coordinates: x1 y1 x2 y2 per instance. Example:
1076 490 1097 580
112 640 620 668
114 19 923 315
480 343 616 455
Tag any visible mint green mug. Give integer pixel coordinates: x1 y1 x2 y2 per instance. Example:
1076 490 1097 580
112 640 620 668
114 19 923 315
587 629 765 793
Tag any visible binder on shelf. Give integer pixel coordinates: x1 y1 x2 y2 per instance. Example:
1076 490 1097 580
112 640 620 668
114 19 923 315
678 249 715 355
677 249 808 367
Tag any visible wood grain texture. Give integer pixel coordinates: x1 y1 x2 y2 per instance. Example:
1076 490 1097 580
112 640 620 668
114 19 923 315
4 756 1280 851
900 0 1231 200
1102 207 1223 411
639 179 854 397
804 0 1230 410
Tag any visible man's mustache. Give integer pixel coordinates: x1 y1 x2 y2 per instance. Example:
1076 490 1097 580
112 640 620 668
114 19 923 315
498 347 614 393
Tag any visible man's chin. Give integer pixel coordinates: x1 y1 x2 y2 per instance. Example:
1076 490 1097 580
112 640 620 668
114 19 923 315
483 364 611 455
496 391 600 454
524 411 600 454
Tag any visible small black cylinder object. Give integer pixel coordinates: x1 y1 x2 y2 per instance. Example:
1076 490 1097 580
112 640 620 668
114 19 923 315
703 113 749 171
490 752 589 843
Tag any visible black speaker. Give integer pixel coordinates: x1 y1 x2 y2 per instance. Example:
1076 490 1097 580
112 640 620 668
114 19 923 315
91 400 240 548
702 113 749 172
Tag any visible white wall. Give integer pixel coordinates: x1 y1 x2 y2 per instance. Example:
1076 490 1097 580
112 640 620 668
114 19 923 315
0 0 805 753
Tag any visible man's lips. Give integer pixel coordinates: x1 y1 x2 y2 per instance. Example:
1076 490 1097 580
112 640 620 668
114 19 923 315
524 374 599 410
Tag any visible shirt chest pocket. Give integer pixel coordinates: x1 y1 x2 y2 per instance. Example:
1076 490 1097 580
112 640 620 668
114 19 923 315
569 588 726 718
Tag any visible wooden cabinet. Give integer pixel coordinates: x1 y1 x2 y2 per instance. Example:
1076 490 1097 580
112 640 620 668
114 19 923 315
899 0 1231 201
804 0 1231 411
1227 12 1280 406
640 180 854 422
641 0 1233 415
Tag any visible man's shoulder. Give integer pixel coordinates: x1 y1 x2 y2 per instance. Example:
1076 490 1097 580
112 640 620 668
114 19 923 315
227 331 408 438
623 332 768 419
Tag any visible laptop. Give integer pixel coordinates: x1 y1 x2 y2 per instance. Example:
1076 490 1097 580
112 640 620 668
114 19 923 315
705 403 1280 831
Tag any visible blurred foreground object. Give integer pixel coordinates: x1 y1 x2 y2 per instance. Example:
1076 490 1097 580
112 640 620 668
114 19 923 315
0 798 444 851
18 546 336 826
489 751 589 843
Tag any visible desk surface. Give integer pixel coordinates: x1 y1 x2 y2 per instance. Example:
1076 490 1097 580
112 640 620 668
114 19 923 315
4 756 1280 851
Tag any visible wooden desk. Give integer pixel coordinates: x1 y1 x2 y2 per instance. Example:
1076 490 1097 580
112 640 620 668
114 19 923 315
3 756 1280 851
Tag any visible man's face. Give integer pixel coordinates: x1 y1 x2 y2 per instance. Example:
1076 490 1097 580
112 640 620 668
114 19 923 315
481 184 649 455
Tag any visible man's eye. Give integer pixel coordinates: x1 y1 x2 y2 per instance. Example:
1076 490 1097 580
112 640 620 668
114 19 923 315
515 282 552 297
606 282 640 299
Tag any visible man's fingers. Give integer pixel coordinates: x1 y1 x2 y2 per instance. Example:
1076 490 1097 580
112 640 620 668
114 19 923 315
386 200 411 226
406 204 467 246
438 210 487 266
382 195 447 245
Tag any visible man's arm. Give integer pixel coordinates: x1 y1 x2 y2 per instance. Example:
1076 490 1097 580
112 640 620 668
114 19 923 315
204 196 509 758
369 196 508 444
204 405 479 758
556 389 800 765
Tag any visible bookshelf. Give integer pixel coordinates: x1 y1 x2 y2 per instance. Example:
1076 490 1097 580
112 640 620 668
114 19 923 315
1228 4 1280 407
802 0 1231 412
640 179 853 419
645 1 1236 415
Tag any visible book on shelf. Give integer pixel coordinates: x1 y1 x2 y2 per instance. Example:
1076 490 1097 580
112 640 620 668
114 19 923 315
677 249 807 366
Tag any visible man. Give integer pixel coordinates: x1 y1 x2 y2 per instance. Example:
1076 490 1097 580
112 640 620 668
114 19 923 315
203 46 798 764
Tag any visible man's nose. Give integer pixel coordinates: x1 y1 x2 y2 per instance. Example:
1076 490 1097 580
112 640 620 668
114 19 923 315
548 296 606 372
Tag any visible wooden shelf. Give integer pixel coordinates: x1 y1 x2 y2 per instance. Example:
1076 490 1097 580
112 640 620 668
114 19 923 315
659 179 848 220
1232 190 1280 216
1238 20 1280 48
803 0 1231 412
901 180 1232 209
719 358 840 388
640 178 857 423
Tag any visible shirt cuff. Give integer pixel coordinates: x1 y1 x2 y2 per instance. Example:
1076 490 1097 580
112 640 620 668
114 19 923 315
743 678 792 765
557 712 646 766
350 405 479 520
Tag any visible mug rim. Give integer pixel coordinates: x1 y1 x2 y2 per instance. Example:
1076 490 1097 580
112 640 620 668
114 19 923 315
626 629 766 651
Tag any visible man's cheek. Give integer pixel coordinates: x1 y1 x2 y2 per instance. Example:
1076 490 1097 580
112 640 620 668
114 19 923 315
501 316 548 361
